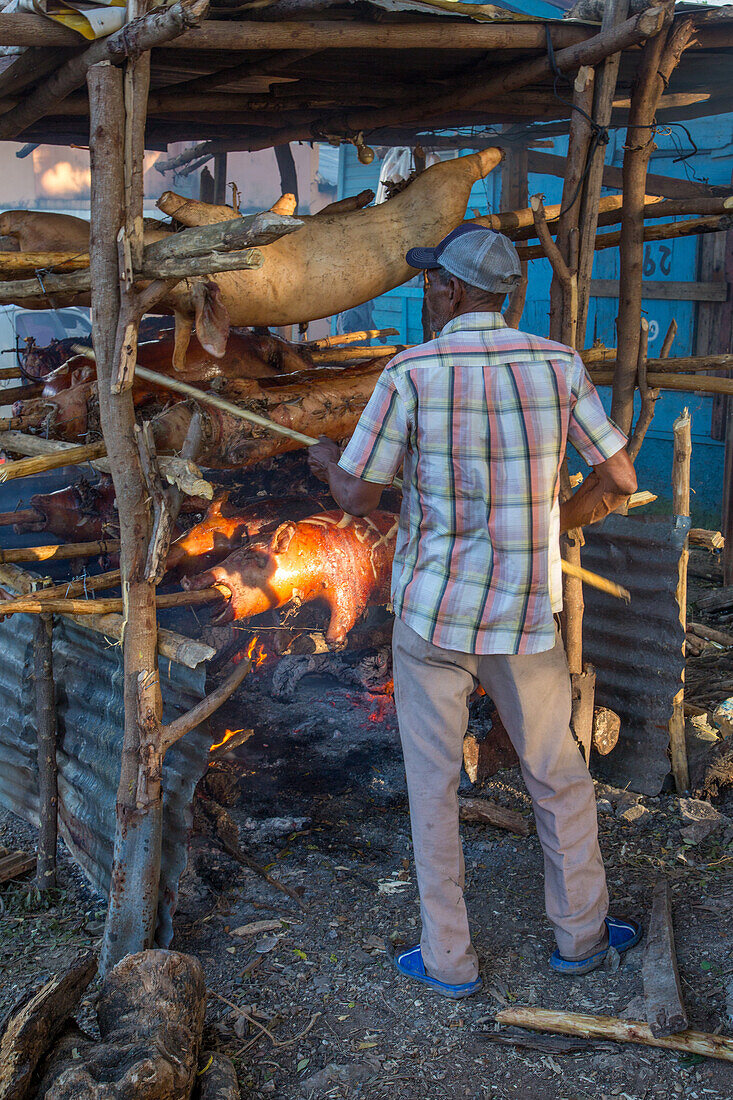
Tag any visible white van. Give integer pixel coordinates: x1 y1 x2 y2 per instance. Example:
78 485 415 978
0 304 92 415
0 304 92 375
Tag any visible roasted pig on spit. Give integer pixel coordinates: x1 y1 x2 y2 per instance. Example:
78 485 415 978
12 353 382 448
19 329 317 386
165 494 329 576
150 361 384 469
0 476 208 540
185 510 399 647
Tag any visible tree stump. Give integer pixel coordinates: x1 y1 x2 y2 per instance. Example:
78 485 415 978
40 950 206 1100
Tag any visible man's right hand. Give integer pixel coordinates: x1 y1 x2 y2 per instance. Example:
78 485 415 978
308 435 341 483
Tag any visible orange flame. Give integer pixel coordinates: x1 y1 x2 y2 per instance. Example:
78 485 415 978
210 727 246 752
232 635 268 668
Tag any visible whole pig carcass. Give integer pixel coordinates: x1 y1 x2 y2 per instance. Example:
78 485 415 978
12 335 327 442
2 475 209 540
150 360 384 469
0 150 501 360
8 476 118 538
184 510 399 647
165 493 329 576
19 328 317 386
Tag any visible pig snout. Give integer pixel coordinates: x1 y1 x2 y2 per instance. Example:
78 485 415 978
183 547 274 624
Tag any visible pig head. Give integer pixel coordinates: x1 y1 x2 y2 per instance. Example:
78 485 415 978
184 510 399 648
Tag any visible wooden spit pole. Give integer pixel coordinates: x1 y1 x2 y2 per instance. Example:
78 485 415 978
0 561 215 669
0 441 107 482
1 589 223 616
0 539 120 564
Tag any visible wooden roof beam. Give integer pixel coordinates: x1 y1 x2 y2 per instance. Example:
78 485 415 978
0 16 592 51
0 0 210 141
158 3 667 173
527 149 730 199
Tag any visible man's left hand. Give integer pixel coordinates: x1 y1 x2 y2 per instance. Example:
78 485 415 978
308 435 341 482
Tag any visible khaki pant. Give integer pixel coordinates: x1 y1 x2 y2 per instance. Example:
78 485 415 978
392 616 608 985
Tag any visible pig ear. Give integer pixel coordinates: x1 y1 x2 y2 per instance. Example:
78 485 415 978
192 279 230 360
271 521 296 555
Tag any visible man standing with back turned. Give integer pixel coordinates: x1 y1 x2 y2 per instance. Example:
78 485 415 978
308 224 640 998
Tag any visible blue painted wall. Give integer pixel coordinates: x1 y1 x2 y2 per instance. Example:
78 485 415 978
332 114 733 524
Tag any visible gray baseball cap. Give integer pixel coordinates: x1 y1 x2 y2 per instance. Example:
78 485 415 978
406 223 522 294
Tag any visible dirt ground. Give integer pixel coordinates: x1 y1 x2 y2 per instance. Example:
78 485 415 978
2 647 732 1100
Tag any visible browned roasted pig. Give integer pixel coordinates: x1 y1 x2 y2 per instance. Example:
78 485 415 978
165 494 328 576
9 477 119 538
184 510 399 647
151 361 384 469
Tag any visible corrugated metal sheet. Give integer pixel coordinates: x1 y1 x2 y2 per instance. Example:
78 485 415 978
582 513 688 796
0 612 210 946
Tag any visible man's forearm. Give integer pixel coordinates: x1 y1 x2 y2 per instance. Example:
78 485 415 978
559 471 629 534
326 461 384 517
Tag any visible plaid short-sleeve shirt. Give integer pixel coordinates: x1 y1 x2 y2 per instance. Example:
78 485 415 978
338 312 627 655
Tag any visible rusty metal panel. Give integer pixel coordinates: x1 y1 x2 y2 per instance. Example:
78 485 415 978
0 613 210 946
581 514 688 796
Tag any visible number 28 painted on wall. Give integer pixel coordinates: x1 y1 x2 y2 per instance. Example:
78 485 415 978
643 244 672 277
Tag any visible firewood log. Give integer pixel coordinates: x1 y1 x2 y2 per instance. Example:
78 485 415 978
642 880 688 1037
0 952 96 1100
39 949 206 1100
496 1006 733 1062
196 1051 240 1099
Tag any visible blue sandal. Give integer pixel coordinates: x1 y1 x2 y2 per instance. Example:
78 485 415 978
392 944 483 999
550 916 642 976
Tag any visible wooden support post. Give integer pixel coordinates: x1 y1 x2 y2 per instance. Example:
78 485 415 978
531 191 593 757
144 412 203 583
627 319 658 463
114 4 153 397
670 409 691 794
643 879 688 1037
576 0 630 345
550 65 595 341
502 142 529 329
88 60 162 975
613 13 695 435
725 402 733 586
34 611 57 892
